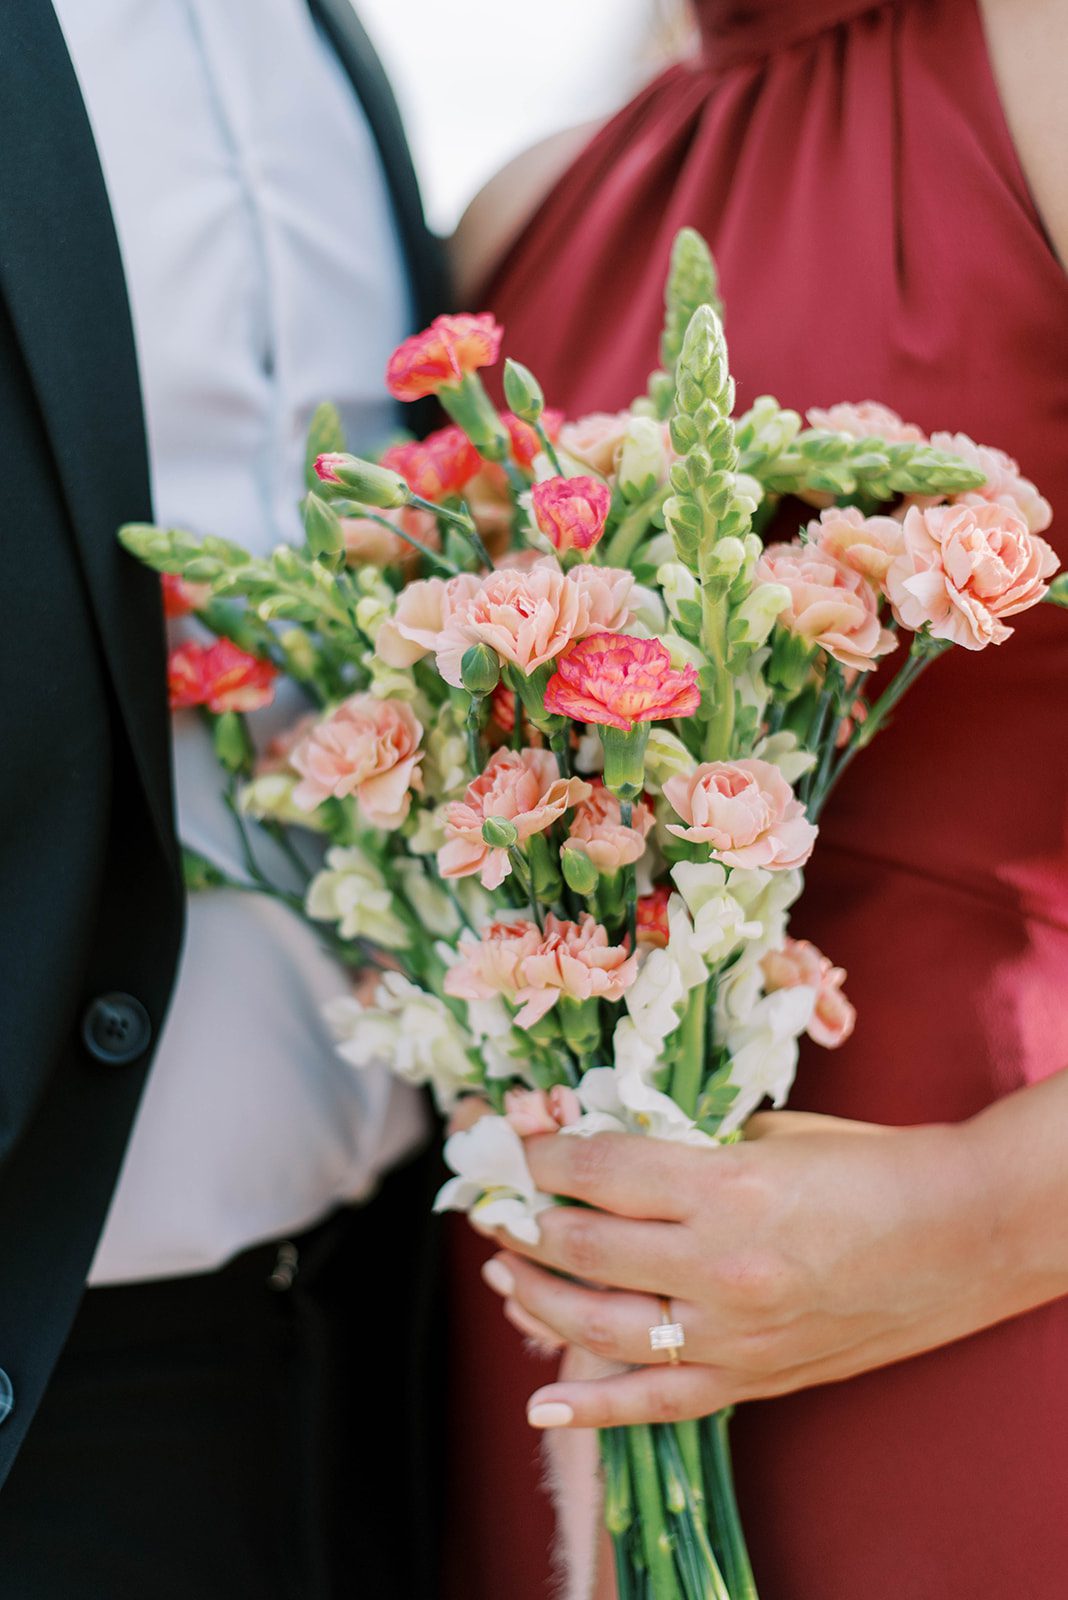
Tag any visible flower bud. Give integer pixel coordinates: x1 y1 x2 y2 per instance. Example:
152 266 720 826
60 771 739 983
460 643 501 696
279 628 318 680
314 452 410 509
502 359 544 424
729 581 791 650
561 844 600 896
617 416 667 500
355 595 391 640
481 815 519 849
658 561 700 624
302 491 344 563
643 727 697 794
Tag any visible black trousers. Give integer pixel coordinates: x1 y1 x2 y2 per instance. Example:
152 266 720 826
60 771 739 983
0 1153 442 1600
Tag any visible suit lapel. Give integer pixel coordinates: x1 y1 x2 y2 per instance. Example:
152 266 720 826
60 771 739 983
310 0 450 331
0 2 176 866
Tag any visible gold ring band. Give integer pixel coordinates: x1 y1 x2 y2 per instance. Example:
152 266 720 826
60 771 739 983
648 1296 685 1364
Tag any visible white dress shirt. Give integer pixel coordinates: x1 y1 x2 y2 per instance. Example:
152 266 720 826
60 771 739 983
53 0 427 1284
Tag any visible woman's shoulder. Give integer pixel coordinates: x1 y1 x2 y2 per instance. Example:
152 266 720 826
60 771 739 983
450 121 603 304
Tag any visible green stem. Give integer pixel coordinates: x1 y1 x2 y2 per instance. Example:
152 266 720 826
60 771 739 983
536 419 565 477
507 847 543 930
601 1430 639 1600
550 727 573 779
620 800 638 950
700 1412 759 1600
813 639 948 816
603 486 670 568
355 508 459 574
699 587 735 762
409 493 493 570
671 983 707 1119
627 1426 680 1600
656 1426 731 1600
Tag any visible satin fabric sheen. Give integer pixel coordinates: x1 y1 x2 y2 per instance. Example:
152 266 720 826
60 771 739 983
445 2 1068 1595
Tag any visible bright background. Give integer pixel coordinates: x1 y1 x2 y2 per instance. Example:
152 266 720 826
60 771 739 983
358 0 689 234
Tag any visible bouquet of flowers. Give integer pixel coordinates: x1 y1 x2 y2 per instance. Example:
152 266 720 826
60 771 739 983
123 229 1063 1600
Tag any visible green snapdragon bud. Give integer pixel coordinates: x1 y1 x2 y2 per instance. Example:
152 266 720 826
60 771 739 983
502 359 544 424
460 643 501 696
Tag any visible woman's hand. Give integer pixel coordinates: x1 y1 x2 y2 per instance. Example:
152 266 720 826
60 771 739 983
477 1077 1068 1429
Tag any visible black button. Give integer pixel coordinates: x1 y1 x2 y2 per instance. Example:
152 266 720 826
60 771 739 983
82 993 152 1065
0 1368 12 1426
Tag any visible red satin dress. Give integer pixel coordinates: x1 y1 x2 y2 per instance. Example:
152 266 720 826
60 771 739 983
444 3 1068 1595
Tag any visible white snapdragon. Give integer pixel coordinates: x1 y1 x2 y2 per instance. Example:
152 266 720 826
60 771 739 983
716 987 816 1137
617 414 669 498
394 858 460 937
327 971 477 1109
670 862 763 965
643 727 697 795
435 1116 555 1244
306 847 409 947
565 1066 717 1148
238 772 328 830
753 730 818 785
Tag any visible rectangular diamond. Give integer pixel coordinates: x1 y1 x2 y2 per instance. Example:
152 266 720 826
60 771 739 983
649 1321 686 1350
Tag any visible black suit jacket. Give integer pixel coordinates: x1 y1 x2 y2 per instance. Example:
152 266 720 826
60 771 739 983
0 0 446 1489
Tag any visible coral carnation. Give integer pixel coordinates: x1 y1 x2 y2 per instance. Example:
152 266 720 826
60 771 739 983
636 885 672 948
543 634 700 731
161 571 211 618
380 426 481 502
386 313 502 403
167 639 277 714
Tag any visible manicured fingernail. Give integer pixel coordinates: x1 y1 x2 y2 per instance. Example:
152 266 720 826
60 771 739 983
482 1258 515 1298
528 1401 574 1429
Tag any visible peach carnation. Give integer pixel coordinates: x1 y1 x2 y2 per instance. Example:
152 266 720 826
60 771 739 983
664 757 817 870
925 431 1053 534
565 780 654 873
806 401 926 443
532 475 612 556
543 634 700 730
761 938 856 1049
444 918 544 1004
290 693 423 825
558 411 632 475
167 639 277 714
809 505 905 588
756 541 897 672
438 748 591 890
386 313 503 403
375 572 483 668
434 561 635 687
513 912 639 1028
886 501 1059 650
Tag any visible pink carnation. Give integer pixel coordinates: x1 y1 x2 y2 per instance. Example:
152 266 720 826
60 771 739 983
809 505 905 588
886 501 1059 650
290 693 423 826
503 408 564 470
756 541 897 672
531 475 612 557
543 634 700 730
565 779 654 873
375 572 483 669
167 639 277 714
761 938 856 1049
434 560 635 687
438 748 591 891
926 431 1053 534
386 313 503 403
664 757 817 870
161 571 211 618
513 912 638 1028
806 401 926 444
444 918 544 1003
636 885 672 948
